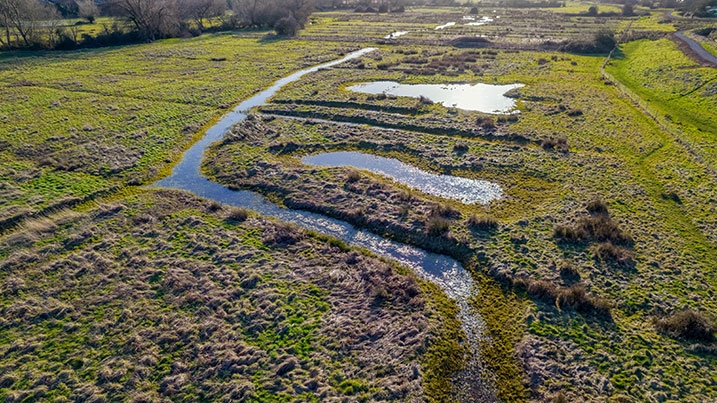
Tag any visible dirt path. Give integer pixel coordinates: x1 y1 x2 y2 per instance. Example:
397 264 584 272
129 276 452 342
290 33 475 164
673 31 717 67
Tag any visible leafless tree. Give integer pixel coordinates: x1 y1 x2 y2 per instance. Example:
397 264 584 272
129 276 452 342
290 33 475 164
77 0 100 23
178 0 225 31
0 0 57 47
109 0 179 40
230 0 314 29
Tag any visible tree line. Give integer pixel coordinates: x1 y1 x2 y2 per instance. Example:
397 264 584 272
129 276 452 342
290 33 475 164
0 0 315 50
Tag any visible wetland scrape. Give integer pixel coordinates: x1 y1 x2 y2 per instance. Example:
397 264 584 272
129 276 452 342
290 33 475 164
302 151 503 204
152 48 497 400
346 81 524 113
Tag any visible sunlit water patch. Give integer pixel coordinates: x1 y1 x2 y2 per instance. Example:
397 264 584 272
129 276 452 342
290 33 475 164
465 16 494 26
346 80 523 113
302 151 502 204
384 31 409 39
435 22 456 30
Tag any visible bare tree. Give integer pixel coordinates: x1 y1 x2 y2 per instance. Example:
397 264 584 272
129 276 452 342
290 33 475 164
0 0 56 47
109 0 179 40
77 0 100 23
230 0 314 29
231 0 264 27
43 7 62 47
179 0 225 31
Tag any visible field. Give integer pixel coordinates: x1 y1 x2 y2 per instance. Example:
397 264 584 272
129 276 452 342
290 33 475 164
1 3 716 403
0 190 464 401
0 35 349 229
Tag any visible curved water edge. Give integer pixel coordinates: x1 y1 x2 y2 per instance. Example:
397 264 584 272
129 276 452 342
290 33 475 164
151 48 496 400
436 22 457 30
346 81 524 114
302 151 503 205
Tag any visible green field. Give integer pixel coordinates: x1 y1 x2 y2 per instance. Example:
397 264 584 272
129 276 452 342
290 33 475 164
1 5 716 403
0 35 347 227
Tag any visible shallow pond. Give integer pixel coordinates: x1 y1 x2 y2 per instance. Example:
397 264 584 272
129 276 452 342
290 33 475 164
346 80 523 113
384 31 409 39
302 151 502 205
465 16 494 26
435 22 456 30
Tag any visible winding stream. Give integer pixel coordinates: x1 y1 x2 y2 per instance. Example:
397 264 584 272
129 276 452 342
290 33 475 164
151 48 496 401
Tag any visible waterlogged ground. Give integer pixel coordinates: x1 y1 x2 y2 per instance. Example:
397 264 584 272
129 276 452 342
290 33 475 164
0 35 349 228
1 4 716 403
206 22 717 400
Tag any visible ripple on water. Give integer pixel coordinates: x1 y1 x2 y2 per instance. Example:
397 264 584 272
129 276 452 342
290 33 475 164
302 151 502 205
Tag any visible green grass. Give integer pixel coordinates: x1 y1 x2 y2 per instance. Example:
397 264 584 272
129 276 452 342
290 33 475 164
0 191 458 401
0 34 345 226
206 34 717 401
2 6 717 402
608 39 717 166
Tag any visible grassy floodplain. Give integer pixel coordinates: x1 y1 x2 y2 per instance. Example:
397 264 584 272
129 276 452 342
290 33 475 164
205 8 717 402
1 3 717 402
0 34 349 229
1 190 465 401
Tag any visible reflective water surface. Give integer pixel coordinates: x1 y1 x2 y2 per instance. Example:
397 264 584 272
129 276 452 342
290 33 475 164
346 80 523 113
435 22 456 29
302 151 502 204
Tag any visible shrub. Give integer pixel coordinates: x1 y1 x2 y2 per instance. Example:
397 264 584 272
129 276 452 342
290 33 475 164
430 204 460 219
426 216 451 235
553 224 587 242
417 95 433 105
555 213 633 246
263 222 303 246
541 135 569 152
586 198 608 215
452 142 469 153
226 207 249 223
274 16 300 36
467 214 499 231
559 29 616 54
661 190 682 204
556 284 611 318
559 260 580 281
527 280 557 302
655 310 715 342
476 116 496 129
346 169 361 183
207 201 222 212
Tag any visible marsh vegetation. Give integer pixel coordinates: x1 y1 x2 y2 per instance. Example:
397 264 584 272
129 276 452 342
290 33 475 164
1 1 716 402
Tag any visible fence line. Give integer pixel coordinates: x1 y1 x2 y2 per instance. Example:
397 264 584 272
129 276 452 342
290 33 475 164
599 22 717 179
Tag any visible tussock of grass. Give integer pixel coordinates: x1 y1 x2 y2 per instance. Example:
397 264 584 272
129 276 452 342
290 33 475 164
517 278 612 319
467 214 499 231
655 309 716 342
554 201 633 246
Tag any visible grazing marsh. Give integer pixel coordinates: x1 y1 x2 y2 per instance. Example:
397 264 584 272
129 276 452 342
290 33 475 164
1 3 716 403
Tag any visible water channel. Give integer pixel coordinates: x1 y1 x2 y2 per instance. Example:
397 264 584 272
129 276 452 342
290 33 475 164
152 48 496 401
